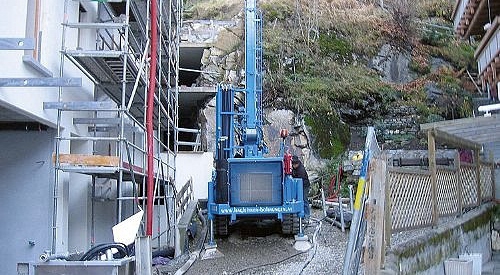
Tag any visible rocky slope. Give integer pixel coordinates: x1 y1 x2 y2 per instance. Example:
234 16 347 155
186 0 478 186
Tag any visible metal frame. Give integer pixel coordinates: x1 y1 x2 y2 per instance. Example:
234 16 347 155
207 0 305 245
49 0 181 253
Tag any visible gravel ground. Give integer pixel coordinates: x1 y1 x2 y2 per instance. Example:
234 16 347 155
155 208 350 275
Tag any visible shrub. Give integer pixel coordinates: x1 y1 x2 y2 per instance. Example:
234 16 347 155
261 1 294 22
318 33 352 61
429 40 476 69
304 112 350 159
417 0 454 20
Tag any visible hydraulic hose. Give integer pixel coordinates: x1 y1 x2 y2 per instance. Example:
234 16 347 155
39 252 69 262
299 217 322 274
79 243 129 261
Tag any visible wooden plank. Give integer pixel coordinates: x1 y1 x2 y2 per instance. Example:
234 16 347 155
464 0 489 37
432 128 482 150
54 154 119 167
442 120 500 134
64 49 123 58
388 167 431 175
474 16 500 58
64 22 126 29
475 149 482 205
364 158 386 273
420 115 497 131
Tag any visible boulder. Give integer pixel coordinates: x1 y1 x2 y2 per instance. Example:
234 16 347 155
370 44 416 84
213 28 241 53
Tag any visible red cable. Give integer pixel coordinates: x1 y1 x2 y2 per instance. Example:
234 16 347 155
146 0 158 236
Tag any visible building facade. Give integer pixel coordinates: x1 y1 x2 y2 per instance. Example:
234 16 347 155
0 1 181 273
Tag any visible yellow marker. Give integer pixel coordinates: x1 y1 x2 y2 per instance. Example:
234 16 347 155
353 177 365 210
352 152 363 161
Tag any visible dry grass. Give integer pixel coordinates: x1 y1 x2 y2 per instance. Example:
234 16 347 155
264 0 391 56
184 0 242 20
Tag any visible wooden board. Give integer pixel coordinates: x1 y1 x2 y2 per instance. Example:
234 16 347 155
364 158 386 274
54 154 120 167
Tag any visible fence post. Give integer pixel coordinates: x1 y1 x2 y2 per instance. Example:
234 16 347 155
455 151 462 217
475 149 481 205
364 157 386 274
384 160 391 266
428 131 437 227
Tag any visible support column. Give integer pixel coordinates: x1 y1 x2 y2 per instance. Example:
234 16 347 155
364 157 387 273
428 130 437 227
455 151 462 217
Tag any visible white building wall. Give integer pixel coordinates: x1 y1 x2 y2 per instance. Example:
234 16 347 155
0 130 54 275
0 0 102 267
0 1 97 133
175 152 213 200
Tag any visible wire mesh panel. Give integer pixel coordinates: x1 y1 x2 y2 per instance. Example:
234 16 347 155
389 169 433 231
436 168 459 216
480 163 493 201
239 173 274 203
460 165 477 207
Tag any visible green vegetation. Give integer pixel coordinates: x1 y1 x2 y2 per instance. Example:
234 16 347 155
318 33 352 59
261 1 293 22
435 68 474 119
416 0 454 20
429 41 476 70
311 156 347 198
304 113 350 159
186 0 477 155
463 210 492 233
398 229 459 274
409 58 431 75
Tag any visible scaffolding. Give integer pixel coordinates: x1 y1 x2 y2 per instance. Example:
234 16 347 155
45 0 181 253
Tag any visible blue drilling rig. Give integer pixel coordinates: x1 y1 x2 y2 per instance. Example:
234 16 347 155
207 0 305 244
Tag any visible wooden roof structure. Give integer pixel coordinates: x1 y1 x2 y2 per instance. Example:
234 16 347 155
420 114 500 150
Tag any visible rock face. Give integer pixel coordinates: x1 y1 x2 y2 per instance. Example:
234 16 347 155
181 20 238 44
200 105 322 175
184 17 245 87
375 105 421 149
370 44 416 84
263 109 323 171
180 19 245 87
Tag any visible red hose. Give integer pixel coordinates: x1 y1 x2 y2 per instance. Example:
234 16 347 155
146 0 158 236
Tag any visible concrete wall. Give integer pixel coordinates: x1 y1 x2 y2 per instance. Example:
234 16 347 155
175 152 213 200
0 130 54 275
384 204 493 275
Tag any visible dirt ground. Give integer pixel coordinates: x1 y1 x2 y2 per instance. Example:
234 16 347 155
155 208 349 275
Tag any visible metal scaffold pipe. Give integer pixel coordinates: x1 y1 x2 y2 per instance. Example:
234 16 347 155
146 0 159 236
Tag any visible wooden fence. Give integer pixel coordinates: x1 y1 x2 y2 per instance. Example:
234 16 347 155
387 160 494 232
363 156 495 273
